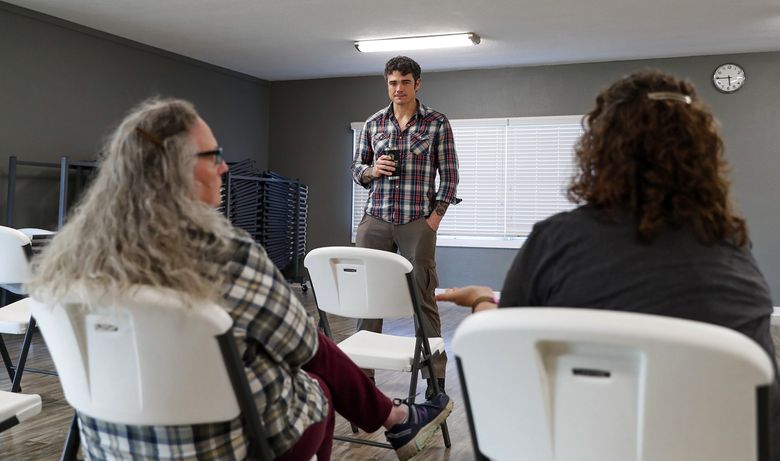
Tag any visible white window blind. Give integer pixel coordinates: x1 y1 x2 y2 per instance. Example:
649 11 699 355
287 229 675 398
351 115 583 248
504 117 582 238
440 120 507 239
351 127 370 238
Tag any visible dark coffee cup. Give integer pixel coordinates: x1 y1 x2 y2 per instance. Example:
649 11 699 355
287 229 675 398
385 148 400 180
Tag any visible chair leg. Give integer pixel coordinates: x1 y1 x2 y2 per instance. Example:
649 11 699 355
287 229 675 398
407 360 422 404
10 318 36 393
417 344 451 448
61 412 80 461
0 335 16 382
0 289 12 383
440 420 452 448
406 337 427 404
419 362 452 447
317 309 333 339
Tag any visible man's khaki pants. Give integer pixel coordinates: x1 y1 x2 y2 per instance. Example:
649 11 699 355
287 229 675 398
355 214 446 379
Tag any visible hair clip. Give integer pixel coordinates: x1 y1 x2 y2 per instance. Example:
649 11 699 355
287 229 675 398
647 92 692 104
135 127 165 148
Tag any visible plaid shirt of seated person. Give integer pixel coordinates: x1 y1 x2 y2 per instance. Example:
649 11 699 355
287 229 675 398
76 229 328 460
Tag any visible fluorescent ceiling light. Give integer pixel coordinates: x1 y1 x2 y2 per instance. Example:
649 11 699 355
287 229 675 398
355 33 480 53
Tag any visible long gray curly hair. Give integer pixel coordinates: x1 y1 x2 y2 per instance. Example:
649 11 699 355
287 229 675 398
29 98 235 302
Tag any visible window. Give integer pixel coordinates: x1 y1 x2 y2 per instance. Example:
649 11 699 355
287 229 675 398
351 115 583 248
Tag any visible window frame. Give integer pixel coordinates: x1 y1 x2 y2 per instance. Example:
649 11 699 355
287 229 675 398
350 114 583 249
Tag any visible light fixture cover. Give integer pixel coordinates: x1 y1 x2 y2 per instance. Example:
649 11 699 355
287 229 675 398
355 33 480 53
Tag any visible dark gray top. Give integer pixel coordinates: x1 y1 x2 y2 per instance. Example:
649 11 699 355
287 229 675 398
499 205 778 455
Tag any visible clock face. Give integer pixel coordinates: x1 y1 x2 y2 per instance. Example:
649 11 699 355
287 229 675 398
712 63 746 93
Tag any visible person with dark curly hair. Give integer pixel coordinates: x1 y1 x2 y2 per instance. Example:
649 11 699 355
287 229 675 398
437 69 779 452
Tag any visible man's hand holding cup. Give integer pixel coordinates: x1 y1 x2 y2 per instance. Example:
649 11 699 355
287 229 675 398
372 150 399 179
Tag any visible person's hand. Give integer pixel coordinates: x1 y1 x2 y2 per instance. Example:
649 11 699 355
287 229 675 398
370 155 396 178
436 285 497 312
425 213 441 232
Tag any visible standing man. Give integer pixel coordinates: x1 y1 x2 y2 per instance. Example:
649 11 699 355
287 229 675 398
350 56 459 399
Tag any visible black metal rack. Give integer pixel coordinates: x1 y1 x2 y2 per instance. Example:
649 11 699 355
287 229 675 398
5 156 97 228
221 160 309 290
4 156 309 289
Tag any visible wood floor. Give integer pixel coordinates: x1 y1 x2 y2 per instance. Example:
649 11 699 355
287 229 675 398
2 286 779 461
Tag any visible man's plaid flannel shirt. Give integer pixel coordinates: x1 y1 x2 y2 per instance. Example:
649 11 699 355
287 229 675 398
351 101 459 224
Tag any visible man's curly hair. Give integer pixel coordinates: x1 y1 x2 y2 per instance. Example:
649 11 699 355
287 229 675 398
568 69 746 245
384 56 421 81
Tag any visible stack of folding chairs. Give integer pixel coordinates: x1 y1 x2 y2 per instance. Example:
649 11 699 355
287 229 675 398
220 160 308 281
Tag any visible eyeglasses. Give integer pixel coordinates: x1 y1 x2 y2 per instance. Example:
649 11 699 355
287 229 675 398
196 147 225 166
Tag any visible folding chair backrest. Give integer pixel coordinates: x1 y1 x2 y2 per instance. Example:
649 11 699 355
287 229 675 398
453 308 775 461
30 286 241 425
304 246 415 319
0 226 32 289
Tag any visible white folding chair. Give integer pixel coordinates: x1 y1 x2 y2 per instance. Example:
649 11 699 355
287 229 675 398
0 226 32 296
29 286 273 461
453 308 775 461
304 246 451 449
0 389 41 433
0 226 56 392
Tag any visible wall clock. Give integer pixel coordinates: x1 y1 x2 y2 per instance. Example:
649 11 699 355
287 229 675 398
712 63 746 93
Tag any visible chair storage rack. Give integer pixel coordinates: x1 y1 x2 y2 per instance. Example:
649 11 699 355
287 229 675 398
5 156 309 288
3 156 91 391
5 156 97 229
221 160 309 289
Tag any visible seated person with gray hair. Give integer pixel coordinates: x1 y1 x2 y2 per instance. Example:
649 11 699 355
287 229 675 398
30 97 452 461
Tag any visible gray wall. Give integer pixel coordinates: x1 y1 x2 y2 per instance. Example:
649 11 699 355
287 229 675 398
6 0 778 300
269 52 780 301
0 2 270 229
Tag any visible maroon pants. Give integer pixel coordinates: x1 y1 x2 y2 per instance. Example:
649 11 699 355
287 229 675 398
276 332 394 461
